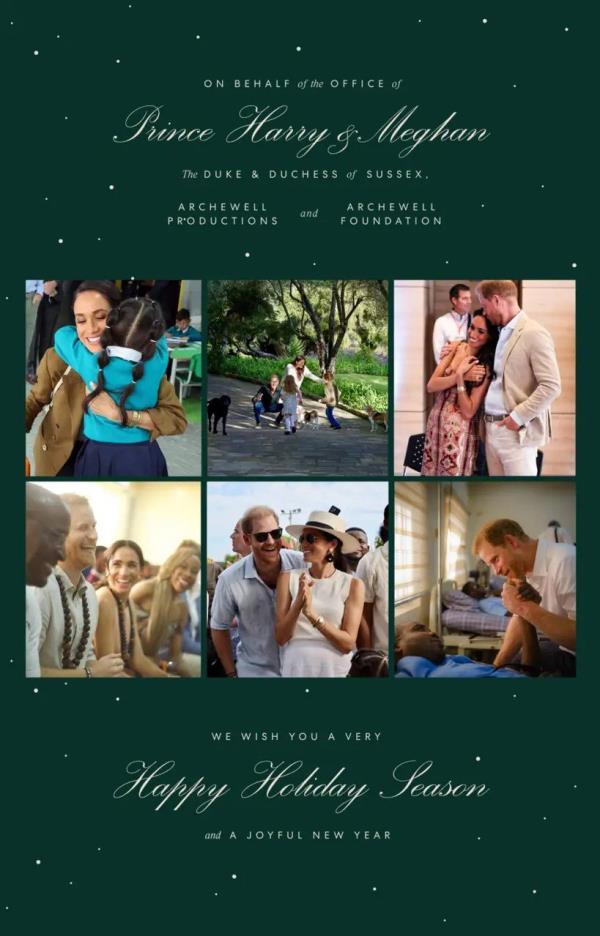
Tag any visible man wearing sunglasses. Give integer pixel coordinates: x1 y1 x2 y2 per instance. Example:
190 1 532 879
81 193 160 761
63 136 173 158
210 506 305 677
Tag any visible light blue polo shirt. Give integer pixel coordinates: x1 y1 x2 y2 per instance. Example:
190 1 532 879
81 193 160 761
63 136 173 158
210 550 305 676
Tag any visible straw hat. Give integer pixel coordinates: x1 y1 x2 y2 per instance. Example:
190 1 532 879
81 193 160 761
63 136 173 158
286 506 360 555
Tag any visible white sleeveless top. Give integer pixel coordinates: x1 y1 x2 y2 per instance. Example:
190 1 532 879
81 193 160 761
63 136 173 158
282 569 354 677
288 568 351 638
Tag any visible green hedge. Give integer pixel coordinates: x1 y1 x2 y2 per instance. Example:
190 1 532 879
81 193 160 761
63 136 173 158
210 354 387 411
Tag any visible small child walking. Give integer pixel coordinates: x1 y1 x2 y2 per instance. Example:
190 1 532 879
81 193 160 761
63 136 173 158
281 374 300 435
322 370 341 429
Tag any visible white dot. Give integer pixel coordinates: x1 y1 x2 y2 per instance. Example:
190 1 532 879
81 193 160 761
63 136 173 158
113 135 117 140
305 688 310 693
44 196 48 201
231 873 237 880
571 262 577 268
564 27 569 32
33 688 39 694
475 756 481 762
97 847 102 851
312 261 317 266
372 886 377 892
109 184 115 190
115 697 120 701
541 184 545 189
418 18 422 23
69 881 73 885
64 754 68 758
214 892 218 896
244 251 250 258
58 238 63 244
97 237 102 241
477 835 481 840
573 784 578 789
56 34 61 39
64 116 68 120
481 203 485 208
513 693 517 698
35 859 41 865
63 681 68 686
513 83 517 88
115 59 120 64
9 658 13 664
532 889 537 895
543 816 547 820
482 18 488 24
33 50 39 56
196 35 200 39
296 46 301 52
444 260 449 265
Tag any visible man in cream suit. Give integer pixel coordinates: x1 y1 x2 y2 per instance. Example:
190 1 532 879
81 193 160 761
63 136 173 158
477 280 561 476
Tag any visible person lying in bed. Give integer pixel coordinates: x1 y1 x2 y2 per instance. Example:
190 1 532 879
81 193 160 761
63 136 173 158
394 620 538 678
462 581 509 617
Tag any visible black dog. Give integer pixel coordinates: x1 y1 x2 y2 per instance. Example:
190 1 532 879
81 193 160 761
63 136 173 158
207 395 231 435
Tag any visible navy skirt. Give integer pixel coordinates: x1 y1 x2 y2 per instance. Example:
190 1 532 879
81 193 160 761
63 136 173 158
74 438 168 478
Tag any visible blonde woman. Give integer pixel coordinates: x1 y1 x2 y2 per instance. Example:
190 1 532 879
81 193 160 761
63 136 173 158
275 507 365 677
130 544 200 677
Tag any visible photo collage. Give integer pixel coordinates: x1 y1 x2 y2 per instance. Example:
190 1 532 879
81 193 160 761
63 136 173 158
25 278 575 680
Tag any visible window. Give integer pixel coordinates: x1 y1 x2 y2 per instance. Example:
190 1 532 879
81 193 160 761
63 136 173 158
443 488 469 584
395 484 430 607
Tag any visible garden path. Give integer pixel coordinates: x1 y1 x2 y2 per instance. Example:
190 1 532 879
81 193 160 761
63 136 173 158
207 375 387 476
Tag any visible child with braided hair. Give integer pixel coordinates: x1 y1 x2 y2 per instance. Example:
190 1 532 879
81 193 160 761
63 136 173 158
53 297 170 477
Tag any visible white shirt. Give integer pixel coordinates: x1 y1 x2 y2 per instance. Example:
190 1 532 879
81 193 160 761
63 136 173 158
211 550 305 674
26 587 42 677
36 568 98 670
485 310 526 421
355 542 389 651
527 538 576 653
432 312 470 363
284 362 324 389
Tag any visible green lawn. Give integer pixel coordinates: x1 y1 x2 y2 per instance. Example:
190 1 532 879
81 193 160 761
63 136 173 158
338 373 387 389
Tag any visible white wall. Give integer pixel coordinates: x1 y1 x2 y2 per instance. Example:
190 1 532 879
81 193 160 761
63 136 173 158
128 482 201 564
36 480 201 565
462 481 576 558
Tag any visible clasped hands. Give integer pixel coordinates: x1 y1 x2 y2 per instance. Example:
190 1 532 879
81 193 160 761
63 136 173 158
502 579 542 618
440 342 485 384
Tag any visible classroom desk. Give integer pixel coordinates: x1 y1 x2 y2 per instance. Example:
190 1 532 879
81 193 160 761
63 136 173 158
169 344 202 386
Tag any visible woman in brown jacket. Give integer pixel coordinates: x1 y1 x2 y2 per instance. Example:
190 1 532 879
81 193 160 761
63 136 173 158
25 280 187 476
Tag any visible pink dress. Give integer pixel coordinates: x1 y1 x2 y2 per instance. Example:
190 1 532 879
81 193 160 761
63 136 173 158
421 388 478 476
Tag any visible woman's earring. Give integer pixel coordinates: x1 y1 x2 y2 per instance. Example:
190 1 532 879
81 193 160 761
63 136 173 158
326 553 335 563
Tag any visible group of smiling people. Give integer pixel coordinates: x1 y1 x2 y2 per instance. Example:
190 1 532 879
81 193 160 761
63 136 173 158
209 503 389 678
26 484 200 678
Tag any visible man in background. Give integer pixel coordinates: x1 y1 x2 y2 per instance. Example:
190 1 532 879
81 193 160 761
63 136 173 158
432 283 472 363
26 484 71 677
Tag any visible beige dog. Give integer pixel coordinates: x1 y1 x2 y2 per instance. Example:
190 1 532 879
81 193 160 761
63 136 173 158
366 406 387 432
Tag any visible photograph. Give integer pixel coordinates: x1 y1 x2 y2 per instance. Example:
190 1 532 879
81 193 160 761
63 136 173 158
394 480 575 678
394 279 575 477
206 480 389 677
207 279 388 476
26 480 201 678
25 279 202 478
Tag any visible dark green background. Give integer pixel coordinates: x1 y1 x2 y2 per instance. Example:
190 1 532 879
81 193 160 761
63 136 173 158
5 1 592 933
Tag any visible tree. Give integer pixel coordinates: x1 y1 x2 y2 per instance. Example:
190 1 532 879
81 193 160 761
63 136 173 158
208 280 291 361
267 280 387 373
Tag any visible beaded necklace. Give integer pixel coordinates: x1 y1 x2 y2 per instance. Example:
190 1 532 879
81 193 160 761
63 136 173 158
109 588 135 663
55 573 91 669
